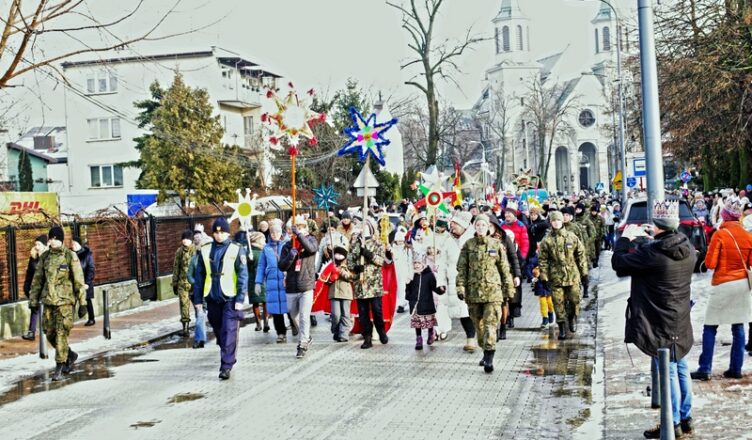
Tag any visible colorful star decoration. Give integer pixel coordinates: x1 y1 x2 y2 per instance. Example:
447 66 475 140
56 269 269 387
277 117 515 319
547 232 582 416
337 107 398 166
224 188 263 231
261 83 327 156
312 184 339 211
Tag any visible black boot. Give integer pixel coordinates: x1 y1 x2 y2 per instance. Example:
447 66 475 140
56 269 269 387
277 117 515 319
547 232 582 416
360 335 373 349
62 349 78 374
483 350 495 373
310 315 318 327
51 363 65 381
557 323 567 340
507 316 515 328
569 316 578 333
746 323 752 352
180 322 189 337
582 284 589 299
497 323 507 341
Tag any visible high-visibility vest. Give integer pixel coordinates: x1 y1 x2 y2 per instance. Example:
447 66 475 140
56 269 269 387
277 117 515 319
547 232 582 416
201 242 240 297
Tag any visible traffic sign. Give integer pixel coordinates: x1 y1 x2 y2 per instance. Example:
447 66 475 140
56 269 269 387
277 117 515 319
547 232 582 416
626 177 637 188
595 182 605 192
633 158 646 177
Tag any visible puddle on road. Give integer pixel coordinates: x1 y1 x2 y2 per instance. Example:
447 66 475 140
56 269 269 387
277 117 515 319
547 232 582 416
167 392 205 404
130 419 161 429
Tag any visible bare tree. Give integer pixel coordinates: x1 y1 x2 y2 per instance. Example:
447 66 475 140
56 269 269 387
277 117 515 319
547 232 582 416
484 87 512 184
522 76 578 184
387 0 485 165
0 0 214 88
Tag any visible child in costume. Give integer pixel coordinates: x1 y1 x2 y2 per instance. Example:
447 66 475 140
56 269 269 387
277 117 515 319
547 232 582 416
530 253 554 329
406 251 445 349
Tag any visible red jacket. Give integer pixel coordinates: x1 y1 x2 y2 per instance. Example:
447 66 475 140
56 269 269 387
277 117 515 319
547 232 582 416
502 220 530 259
705 221 752 286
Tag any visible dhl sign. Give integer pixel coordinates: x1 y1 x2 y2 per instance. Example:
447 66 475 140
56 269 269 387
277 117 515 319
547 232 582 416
0 192 59 225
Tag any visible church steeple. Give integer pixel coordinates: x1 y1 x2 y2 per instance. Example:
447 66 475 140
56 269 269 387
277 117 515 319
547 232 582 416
492 0 530 62
591 3 615 60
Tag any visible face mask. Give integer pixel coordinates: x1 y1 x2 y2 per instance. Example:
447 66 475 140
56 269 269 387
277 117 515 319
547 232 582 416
72 242 82 252
182 239 193 247
48 239 62 249
475 222 489 236
34 242 47 253
334 254 345 261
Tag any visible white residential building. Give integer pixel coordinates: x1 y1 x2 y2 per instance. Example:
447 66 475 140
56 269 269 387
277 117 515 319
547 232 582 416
59 47 281 215
472 0 638 194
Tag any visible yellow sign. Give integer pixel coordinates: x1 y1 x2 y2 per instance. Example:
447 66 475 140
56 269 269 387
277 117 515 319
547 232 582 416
612 171 623 191
0 192 59 225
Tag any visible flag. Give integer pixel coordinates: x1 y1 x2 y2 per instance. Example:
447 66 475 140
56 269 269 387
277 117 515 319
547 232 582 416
452 162 463 206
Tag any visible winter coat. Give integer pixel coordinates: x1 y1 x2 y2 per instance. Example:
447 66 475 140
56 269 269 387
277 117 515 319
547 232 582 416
279 234 318 293
347 237 386 299
501 220 530 259
247 247 266 304
256 239 288 314
23 254 40 298
528 216 549 256
75 246 95 300
325 261 354 300
611 231 696 361
406 267 443 315
704 221 752 286
456 235 515 304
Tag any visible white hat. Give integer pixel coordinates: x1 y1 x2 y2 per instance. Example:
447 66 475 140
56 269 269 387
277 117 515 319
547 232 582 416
451 212 472 230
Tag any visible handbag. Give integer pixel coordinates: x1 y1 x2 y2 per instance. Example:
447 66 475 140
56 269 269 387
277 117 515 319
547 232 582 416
723 229 752 290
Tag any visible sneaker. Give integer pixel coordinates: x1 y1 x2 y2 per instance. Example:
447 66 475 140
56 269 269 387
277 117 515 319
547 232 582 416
723 369 742 379
463 338 476 353
643 424 682 439
396 306 405 314
218 369 231 380
276 335 287 343
541 317 549 329
21 331 35 341
296 347 306 359
192 340 205 349
335 336 348 343
680 418 693 434
690 371 710 381
84 320 95 327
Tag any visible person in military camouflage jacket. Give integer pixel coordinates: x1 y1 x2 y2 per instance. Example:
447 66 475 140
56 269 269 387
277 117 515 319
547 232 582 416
172 229 195 337
456 214 515 374
29 226 87 381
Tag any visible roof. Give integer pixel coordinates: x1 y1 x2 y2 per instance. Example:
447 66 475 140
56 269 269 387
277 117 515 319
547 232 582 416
555 77 582 110
537 51 564 78
18 126 65 138
6 143 59 163
593 3 613 22
61 51 214 69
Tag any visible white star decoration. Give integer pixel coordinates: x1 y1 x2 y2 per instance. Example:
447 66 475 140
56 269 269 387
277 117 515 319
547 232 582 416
224 188 263 231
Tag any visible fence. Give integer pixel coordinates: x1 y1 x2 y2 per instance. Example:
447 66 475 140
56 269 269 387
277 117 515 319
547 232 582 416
0 207 328 305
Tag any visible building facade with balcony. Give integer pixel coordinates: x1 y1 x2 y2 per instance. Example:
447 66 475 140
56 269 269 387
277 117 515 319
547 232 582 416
60 47 281 215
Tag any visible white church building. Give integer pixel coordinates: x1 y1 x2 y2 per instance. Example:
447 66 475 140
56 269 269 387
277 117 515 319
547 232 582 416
472 0 635 194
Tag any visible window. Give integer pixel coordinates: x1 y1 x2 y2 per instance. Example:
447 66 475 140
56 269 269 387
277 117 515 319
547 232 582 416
87 117 121 140
595 29 600 53
495 28 501 54
502 26 510 52
85 70 117 94
603 26 611 51
90 165 123 188
578 109 596 128
243 116 254 135
516 25 523 51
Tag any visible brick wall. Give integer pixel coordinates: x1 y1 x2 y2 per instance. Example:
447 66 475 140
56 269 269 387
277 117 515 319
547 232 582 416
155 219 191 275
82 222 132 284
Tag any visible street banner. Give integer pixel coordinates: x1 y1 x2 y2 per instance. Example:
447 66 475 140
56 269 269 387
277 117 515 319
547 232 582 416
0 192 59 225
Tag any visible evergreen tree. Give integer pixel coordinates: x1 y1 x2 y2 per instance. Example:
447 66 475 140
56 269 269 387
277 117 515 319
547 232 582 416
18 149 33 191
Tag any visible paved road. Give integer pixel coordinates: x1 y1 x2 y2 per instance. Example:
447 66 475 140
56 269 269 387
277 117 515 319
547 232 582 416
0 279 600 440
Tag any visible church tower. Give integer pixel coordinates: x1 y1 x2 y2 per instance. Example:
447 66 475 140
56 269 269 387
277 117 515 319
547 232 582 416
492 0 531 63
591 3 615 66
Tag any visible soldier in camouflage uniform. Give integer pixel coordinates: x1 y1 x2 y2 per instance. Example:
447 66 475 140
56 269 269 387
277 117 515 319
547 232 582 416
29 226 87 381
589 204 605 268
562 205 592 299
456 214 515 373
172 230 195 337
538 211 589 340
347 218 388 349
574 202 597 262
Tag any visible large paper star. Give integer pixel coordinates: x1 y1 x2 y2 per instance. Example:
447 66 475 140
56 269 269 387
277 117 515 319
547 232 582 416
224 188 263 231
413 184 456 214
261 83 327 155
337 107 398 166
313 184 339 211
419 165 452 191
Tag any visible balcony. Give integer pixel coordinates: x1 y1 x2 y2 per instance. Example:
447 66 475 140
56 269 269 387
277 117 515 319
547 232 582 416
217 82 261 110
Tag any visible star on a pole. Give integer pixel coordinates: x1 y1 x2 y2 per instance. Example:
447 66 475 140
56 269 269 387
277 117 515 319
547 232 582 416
224 188 263 231
337 107 398 166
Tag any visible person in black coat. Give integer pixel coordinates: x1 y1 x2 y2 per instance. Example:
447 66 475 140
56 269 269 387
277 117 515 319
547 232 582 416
22 235 48 340
73 239 96 326
611 201 696 438
488 213 522 337
526 208 549 280
405 252 445 350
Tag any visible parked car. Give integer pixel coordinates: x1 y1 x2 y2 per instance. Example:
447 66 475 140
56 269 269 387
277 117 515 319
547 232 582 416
615 196 708 272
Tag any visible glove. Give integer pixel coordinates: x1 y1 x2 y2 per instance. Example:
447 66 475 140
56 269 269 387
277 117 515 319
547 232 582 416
289 248 299 257
581 275 589 286
254 284 262 295
436 286 446 295
457 291 465 301
352 265 365 274
291 225 299 236
361 247 374 262
78 305 87 319
385 250 393 260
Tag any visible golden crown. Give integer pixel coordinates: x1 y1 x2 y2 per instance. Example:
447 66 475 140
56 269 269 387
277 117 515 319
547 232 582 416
652 200 680 220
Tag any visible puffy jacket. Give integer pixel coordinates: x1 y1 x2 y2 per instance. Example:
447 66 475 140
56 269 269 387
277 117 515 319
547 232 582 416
256 239 288 314
705 221 752 286
611 231 696 361
501 220 530 258
278 234 318 293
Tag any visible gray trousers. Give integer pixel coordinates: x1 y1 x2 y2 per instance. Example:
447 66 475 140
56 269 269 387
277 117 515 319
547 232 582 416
330 299 352 339
286 290 313 348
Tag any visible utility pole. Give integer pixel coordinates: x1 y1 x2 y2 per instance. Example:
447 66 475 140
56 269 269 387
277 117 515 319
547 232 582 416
637 0 665 217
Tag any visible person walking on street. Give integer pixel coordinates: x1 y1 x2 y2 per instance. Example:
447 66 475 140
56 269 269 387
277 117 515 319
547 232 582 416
406 250 446 350
247 232 269 332
22 235 48 341
538 211 588 340
456 214 515 374
28 226 88 381
186 232 206 349
72 238 96 326
192 217 249 380
691 197 752 381
323 235 354 342
173 230 195 337
255 221 289 343
278 216 319 359
611 200 696 439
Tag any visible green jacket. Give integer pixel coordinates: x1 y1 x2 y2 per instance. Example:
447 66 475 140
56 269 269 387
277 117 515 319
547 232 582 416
564 221 590 259
538 227 588 287
456 235 515 304
172 244 195 292
348 237 386 299
29 247 86 307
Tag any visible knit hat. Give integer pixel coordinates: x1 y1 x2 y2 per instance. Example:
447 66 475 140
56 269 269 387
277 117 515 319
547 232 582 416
575 202 586 212
34 234 48 246
561 206 575 216
451 211 472 230
181 229 193 241
548 211 564 222
474 214 490 225
212 217 231 233
721 197 743 220
652 200 680 231
340 210 352 220
250 231 266 249
48 225 64 242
